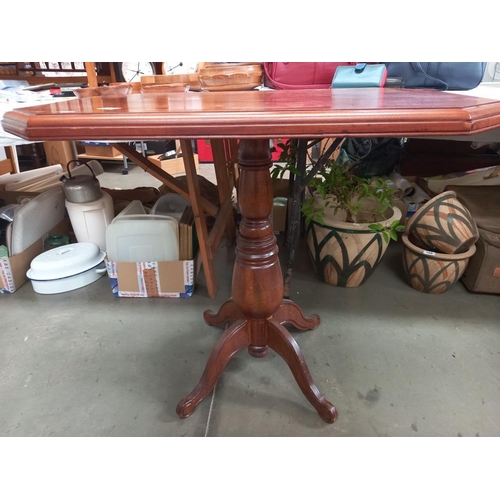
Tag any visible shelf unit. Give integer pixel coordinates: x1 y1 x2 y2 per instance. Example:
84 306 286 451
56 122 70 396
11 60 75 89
77 141 152 176
0 62 115 86
77 152 128 175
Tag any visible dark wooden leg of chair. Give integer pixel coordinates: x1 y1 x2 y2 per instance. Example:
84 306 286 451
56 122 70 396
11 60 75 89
211 139 236 246
267 320 337 423
181 139 218 299
113 142 219 218
176 319 250 418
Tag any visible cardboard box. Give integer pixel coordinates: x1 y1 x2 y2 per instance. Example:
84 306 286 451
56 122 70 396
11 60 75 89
105 253 201 298
148 154 199 176
82 142 121 158
0 188 71 294
43 141 78 170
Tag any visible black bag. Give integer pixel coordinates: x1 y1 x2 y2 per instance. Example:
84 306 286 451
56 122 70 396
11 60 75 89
383 62 486 90
337 137 405 178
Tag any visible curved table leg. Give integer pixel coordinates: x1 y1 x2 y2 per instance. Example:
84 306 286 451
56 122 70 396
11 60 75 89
267 320 338 423
176 319 250 418
273 299 320 331
204 298 242 327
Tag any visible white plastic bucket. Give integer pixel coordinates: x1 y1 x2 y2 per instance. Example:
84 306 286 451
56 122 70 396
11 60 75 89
65 191 114 252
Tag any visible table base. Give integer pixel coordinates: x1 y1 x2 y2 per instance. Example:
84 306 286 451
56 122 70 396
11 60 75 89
176 299 337 423
176 138 337 424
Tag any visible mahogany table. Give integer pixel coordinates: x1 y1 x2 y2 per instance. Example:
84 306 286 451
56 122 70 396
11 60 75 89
4 88 500 423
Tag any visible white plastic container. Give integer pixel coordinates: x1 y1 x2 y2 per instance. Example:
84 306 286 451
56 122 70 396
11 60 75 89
114 200 146 220
151 193 191 221
26 242 106 294
65 191 114 252
106 215 179 262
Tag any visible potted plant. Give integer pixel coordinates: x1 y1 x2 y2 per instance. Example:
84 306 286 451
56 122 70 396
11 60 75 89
272 139 405 287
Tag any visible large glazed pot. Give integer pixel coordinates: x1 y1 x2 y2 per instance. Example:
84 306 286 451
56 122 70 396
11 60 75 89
306 200 402 287
407 190 479 254
402 233 476 294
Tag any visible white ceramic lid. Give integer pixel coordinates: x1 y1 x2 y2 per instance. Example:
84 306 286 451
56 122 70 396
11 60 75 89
27 242 105 280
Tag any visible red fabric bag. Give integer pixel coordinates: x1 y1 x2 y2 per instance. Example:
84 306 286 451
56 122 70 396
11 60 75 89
263 62 357 90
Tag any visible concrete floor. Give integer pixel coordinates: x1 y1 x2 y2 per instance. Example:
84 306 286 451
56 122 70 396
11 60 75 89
1 162 499 437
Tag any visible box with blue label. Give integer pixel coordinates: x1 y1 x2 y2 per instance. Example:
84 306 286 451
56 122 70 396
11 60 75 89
105 253 201 298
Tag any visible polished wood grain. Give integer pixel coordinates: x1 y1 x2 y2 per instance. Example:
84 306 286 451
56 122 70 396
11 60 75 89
4 88 500 141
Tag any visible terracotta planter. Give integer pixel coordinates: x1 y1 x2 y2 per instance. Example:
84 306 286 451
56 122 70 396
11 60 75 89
402 233 476 294
306 202 402 287
407 190 479 254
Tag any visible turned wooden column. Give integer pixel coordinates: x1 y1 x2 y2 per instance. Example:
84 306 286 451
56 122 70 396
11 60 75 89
232 139 283 355
177 139 337 423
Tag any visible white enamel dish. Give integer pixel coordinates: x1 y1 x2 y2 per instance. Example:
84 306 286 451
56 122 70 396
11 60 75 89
26 242 107 294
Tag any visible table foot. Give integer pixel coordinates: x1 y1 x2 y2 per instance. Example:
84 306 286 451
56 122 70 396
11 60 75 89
273 299 321 331
176 319 250 419
267 320 338 423
203 298 241 327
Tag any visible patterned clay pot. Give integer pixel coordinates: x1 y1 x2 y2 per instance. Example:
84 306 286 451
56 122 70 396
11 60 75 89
407 190 479 254
402 233 476 294
306 204 402 287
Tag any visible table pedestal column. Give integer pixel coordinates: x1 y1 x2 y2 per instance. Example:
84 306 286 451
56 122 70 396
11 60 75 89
176 139 337 423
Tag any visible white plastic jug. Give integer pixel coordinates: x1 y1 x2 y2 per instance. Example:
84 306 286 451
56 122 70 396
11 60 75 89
65 191 114 252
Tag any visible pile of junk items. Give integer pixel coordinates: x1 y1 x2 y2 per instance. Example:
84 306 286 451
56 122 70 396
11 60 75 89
1 160 218 297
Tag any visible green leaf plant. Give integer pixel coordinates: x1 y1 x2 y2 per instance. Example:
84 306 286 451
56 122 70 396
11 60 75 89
272 139 405 240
